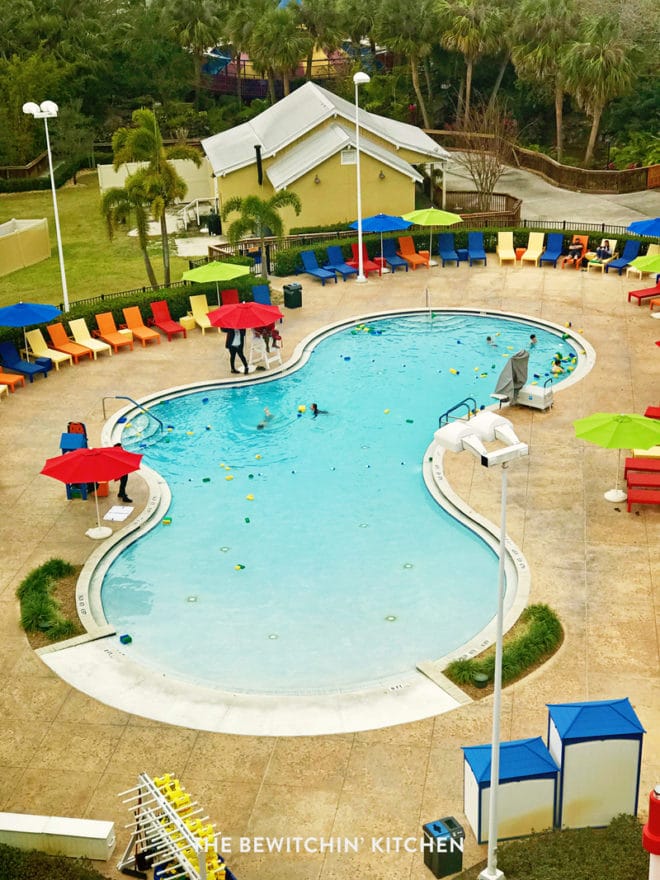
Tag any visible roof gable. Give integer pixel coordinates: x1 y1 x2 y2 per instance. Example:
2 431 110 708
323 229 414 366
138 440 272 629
547 698 645 740
462 737 559 784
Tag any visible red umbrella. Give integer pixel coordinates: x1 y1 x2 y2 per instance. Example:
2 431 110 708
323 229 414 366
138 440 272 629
207 301 283 329
41 447 143 540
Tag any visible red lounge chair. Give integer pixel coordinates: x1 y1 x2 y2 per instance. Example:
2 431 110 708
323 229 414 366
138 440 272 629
645 406 660 420
628 281 660 305
347 243 380 277
221 288 239 305
624 457 660 478
150 301 187 341
627 488 660 512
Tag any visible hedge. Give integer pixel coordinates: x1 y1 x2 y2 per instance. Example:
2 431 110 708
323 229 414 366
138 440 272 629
16 558 78 641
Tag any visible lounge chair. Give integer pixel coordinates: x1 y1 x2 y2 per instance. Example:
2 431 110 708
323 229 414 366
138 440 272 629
25 329 72 370
220 288 239 305
605 239 641 275
348 243 380 277
123 306 161 347
325 245 358 280
69 318 112 358
626 243 660 279
0 341 50 381
0 384 7 399
586 239 618 273
47 323 93 364
628 280 660 305
0 367 26 392
495 232 516 266
300 250 337 286
95 312 135 352
437 233 459 267
539 233 564 267
561 235 590 269
382 238 409 272
149 300 187 341
189 294 213 334
251 285 272 305
520 232 545 266
397 236 429 270
467 232 487 266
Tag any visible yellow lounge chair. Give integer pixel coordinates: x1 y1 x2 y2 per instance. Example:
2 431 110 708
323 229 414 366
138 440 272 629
69 318 112 358
189 294 213 334
95 312 134 353
496 231 516 266
586 239 618 274
47 323 93 363
123 306 161 347
520 232 545 266
25 328 73 370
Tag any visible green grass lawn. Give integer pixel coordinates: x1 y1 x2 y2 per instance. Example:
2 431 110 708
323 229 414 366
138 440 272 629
0 170 190 310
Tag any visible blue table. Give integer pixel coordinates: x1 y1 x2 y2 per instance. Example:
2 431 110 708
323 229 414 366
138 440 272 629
457 248 468 263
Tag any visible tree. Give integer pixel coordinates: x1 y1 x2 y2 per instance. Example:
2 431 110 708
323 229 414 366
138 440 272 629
337 0 377 63
101 179 160 290
49 99 95 183
562 16 637 165
511 0 575 162
249 6 308 99
295 0 344 81
221 192 302 279
374 0 442 129
162 0 223 108
111 108 201 285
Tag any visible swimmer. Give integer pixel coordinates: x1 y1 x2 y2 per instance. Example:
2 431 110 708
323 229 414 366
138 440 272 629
311 403 328 418
256 407 274 430
551 357 564 375
529 334 538 346
486 336 497 347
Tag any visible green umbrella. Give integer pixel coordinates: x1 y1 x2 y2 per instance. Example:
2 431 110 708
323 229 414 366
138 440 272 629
573 412 660 502
182 261 251 304
628 253 660 275
401 208 463 258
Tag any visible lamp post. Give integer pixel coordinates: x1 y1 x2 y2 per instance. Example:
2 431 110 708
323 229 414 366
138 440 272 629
434 411 529 880
353 71 370 284
22 100 69 312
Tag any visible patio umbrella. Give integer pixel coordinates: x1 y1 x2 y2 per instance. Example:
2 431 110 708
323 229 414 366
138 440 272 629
348 214 412 267
182 261 251 304
401 207 463 257
41 446 143 540
0 301 61 362
573 412 660 502
207 301 283 330
626 218 660 239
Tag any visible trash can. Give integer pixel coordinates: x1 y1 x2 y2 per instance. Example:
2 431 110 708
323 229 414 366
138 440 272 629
422 817 464 878
283 282 302 309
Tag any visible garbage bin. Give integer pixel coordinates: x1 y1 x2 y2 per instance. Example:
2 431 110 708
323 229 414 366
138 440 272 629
283 282 302 309
422 816 464 878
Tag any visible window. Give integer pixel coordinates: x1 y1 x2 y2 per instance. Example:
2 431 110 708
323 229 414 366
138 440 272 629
341 149 356 166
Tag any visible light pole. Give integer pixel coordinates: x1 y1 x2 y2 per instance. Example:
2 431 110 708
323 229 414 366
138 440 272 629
353 71 370 284
23 100 69 312
434 411 529 880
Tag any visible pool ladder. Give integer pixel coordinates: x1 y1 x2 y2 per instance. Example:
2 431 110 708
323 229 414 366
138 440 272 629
102 394 165 437
438 397 478 428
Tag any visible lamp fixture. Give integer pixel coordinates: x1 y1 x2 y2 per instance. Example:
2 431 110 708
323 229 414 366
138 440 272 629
314 174 321 184
379 170 386 180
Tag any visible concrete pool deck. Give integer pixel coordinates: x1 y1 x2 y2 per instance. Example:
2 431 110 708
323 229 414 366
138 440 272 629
0 260 659 879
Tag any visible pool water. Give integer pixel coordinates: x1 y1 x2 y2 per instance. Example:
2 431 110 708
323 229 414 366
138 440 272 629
102 313 576 694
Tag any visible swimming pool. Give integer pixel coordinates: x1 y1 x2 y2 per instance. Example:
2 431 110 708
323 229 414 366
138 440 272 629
99 312 577 695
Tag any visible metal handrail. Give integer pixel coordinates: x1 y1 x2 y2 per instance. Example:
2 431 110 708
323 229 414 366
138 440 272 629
102 395 164 436
438 397 478 428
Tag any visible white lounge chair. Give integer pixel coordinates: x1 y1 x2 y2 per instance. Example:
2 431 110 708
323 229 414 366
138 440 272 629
496 231 516 266
520 232 545 267
69 318 112 358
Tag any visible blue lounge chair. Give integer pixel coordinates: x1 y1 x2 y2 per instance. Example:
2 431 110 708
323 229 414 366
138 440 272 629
382 238 409 272
438 233 459 266
0 341 50 382
467 232 487 266
605 239 641 275
251 284 271 304
325 246 357 280
539 232 564 267
300 250 337 286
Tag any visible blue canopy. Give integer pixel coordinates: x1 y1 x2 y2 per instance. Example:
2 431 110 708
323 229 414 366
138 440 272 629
626 217 660 238
349 213 412 234
462 737 558 784
547 698 645 740
0 301 61 327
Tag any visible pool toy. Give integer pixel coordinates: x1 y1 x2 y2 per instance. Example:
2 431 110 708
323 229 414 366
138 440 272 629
186 431 194 435
449 368 459 374
206 425 211 430
384 409 390 414
202 397 209 404
344 356 351 361
255 454 262 460
225 475 233 481
234 564 246 570
119 634 132 645
244 517 250 523
162 518 172 525
298 404 306 413
203 477 211 483
406 418 414 423
246 494 254 501
248 473 254 479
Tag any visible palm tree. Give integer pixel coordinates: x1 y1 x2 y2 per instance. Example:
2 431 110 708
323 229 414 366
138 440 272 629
224 0 274 107
101 180 159 290
562 17 637 165
249 6 308 99
374 0 441 130
337 0 377 64
511 0 575 162
111 108 201 285
222 192 302 279
295 0 344 81
162 0 223 108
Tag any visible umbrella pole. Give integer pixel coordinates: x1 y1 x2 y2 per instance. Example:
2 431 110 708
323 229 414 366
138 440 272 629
86 487 113 540
604 448 627 503
380 232 384 273
216 281 220 306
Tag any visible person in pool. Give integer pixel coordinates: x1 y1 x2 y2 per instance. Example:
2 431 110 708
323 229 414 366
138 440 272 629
486 336 497 347
256 407 273 429
311 403 327 418
529 333 538 346
551 357 564 375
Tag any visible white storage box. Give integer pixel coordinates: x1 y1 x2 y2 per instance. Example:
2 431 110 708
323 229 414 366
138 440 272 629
517 382 554 411
0 812 116 861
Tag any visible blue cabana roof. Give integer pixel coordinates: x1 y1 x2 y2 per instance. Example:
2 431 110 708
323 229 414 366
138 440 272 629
462 737 559 784
547 698 645 740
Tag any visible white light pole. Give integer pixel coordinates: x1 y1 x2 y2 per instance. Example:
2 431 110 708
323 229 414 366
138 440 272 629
434 411 529 880
353 71 370 284
23 100 69 312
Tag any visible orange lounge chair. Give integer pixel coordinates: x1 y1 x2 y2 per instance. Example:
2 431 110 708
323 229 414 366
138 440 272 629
561 235 589 269
95 312 134 353
397 236 429 270
347 243 380 277
0 369 26 392
123 306 161 347
47 323 93 364
150 300 187 341
628 280 660 305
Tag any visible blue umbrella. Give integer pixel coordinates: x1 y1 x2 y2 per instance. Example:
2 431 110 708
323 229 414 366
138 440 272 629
627 217 660 239
349 213 412 267
0 301 61 361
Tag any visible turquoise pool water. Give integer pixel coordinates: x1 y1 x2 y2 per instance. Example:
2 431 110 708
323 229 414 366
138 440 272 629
102 313 576 693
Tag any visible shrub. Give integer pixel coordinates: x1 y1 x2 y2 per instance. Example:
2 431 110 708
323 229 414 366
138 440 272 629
0 843 107 880
16 558 79 641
